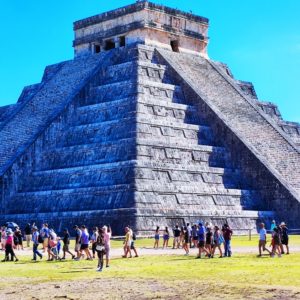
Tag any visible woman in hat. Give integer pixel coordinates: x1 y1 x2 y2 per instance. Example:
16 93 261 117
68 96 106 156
1 229 18 262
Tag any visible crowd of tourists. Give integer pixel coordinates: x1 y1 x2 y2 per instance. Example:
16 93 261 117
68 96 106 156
0 223 139 272
0 219 291 270
153 222 232 258
153 220 290 258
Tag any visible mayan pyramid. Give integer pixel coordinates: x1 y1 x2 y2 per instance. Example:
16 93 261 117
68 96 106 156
0 1 299 234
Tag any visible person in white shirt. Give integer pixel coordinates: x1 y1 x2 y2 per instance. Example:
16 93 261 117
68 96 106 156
258 223 271 256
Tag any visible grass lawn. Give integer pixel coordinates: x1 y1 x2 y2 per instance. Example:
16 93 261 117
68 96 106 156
0 236 300 299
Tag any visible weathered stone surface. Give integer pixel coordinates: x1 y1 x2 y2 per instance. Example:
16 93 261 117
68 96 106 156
0 2 299 234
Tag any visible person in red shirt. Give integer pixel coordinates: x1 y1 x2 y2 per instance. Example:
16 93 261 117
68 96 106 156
1 229 18 262
222 224 233 257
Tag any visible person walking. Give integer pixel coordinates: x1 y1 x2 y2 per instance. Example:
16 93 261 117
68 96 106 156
123 227 132 258
73 225 82 259
191 225 198 248
211 226 223 258
96 228 106 272
280 222 289 255
1 229 18 262
196 223 210 259
32 226 42 261
162 227 170 249
222 224 233 257
172 225 181 249
271 227 282 257
258 223 271 257
62 229 75 260
183 227 190 255
91 227 99 259
24 223 32 248
154 226 160 249
205 227 213 257
41 223 50 253
75 225 92 260
103 225 112 267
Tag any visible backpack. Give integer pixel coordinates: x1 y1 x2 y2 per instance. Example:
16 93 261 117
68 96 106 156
218 234 225 244
132 232 137 241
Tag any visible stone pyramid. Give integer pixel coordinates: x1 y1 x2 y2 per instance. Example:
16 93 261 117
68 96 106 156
0 1 299 234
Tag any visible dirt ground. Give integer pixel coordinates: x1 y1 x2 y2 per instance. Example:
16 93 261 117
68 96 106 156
1 278 300 300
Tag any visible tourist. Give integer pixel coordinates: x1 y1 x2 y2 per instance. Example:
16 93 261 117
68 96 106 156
258 223 271 257
222 224 233 257
103 225 112 267
280 222 289 255
96 227 106 272
205 226 213 257
154 226 160 249
24 223 32 248
31 226 42 261
270 220 276 232
186 223 192 248
48 229 59 261
196 223 210 259
91 227 99 259
129 227 139 258
191 224 198 248
41 223 50 253
182 227 190 255
62 228 75 260
75 225 92 260
1 225 7 251
211 226 223 258
14 227 23 250
271 227 282 257
162 227 170 249
73 225 82 259
123 227 132 258
172 224 181 249
1 229 18 262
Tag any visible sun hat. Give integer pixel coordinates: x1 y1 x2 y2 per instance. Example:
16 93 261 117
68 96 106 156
280 222 286 226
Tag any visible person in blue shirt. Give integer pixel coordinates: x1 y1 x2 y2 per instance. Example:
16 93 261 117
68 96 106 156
196 223 210 259
32 226 43 261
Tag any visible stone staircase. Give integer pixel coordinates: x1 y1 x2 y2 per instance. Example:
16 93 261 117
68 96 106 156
156 47 300 227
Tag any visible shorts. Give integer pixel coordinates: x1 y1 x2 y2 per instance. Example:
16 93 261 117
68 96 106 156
282 238 289 246
63 244 69 252
184 238 189 244
154 234 160 240
126 240 132 248
75 243 81 251
163 235 169 241
130 241 135 250
80 244 89 250
174 236 180 243
198 241 205 248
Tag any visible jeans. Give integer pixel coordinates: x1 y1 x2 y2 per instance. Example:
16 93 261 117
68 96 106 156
224 240 232 257
33 244 42 260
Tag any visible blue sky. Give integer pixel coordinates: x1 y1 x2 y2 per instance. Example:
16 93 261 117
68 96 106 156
0 0 299 122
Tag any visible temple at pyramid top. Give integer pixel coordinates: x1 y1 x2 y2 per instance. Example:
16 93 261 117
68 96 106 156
73 1 209 57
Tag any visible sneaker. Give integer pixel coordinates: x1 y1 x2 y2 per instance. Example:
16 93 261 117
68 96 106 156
97 268 103 272
106 265 110 268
